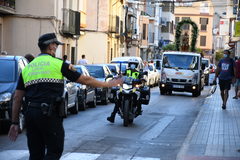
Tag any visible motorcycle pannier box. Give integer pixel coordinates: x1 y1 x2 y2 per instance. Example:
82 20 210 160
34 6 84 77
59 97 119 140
140 86 150 105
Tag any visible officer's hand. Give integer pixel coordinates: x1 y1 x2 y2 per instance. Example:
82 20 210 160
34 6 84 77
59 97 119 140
107 78 123 87
8 124 19 141
68 64 76 71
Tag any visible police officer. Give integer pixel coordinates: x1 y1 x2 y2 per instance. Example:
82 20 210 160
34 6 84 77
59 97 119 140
8 33 122 160
107 61 144 123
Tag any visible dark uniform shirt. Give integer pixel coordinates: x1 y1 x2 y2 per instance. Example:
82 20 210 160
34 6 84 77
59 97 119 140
17 54 81 103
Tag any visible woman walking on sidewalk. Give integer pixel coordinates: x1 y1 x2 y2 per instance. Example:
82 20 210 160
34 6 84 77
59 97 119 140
213 50 236 110
233 57 240 99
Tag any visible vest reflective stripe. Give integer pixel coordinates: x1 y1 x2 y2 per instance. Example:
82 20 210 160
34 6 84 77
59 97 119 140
126 69 140 79
22 55 64 87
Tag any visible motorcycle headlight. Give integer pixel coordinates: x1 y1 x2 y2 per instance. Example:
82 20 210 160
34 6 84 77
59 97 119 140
204 69 209 75
123 84 132 90
192 73 198 84
135 84 140 88
0 92 12 102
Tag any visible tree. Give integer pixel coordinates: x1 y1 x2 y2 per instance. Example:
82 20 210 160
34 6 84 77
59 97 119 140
215 50 224 62
162 43 177 51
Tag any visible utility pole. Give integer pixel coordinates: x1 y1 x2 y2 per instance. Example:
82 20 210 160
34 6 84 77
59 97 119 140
124 4 129 56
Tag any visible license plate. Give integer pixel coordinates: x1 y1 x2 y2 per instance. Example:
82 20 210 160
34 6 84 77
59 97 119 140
173 85 184 89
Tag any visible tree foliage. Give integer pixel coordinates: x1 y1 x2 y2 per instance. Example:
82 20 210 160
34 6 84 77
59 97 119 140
215 50 224 62
162 43 177 51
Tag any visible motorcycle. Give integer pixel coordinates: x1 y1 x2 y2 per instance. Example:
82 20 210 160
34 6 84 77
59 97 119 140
115 76 150 127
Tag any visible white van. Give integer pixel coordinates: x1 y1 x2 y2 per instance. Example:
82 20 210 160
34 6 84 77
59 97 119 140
159 51 204 97
111 56 144 71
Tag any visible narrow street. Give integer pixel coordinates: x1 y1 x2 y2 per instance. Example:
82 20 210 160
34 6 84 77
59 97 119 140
0 86 210 160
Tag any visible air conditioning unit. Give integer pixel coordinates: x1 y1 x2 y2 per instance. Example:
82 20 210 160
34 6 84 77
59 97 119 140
62 9 80 36
109 15 117 33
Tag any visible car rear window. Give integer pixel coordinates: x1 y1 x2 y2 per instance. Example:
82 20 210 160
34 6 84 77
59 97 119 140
85 66 104 78
0 60 16 82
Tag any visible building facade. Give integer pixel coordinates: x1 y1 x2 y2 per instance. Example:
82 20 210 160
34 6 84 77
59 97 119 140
0 0 86 64
175 0 214 55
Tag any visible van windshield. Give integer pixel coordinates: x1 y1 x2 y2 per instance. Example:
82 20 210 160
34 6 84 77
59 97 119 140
0 60 16 82
163 54 199 70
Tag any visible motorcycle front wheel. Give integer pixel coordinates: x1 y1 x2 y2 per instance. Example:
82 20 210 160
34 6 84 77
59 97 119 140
123 99 130 127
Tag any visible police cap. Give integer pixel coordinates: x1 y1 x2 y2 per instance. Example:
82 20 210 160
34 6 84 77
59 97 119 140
38 33 64 46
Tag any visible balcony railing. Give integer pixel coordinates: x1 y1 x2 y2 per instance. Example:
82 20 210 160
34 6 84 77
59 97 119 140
0 0 15 9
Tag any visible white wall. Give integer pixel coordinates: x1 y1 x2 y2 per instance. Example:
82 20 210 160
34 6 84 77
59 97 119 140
16 0 55 16
3 17 56 56
78 32 108 64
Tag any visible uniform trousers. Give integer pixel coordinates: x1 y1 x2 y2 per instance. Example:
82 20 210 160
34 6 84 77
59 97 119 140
25 106 64 160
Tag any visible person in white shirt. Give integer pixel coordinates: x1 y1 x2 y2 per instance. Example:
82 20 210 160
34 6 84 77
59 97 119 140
78 54 88 65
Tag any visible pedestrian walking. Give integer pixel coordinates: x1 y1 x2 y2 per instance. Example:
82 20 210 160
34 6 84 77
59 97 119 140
24 54 35 62
77 54 88 65
213 50 236 110
8 32 122 160
62 55 70 64
233 57 240 99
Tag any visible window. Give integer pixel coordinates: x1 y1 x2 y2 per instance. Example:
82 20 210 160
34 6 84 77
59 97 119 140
200 18 208 31
170 21 174 33
143 24 147 40
182 17 190 30
200 36 206 46
120 21 123 34
163 2 171 12
175 17 180 25
161 22 170 33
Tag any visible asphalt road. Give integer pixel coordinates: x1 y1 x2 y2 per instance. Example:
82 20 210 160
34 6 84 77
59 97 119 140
0 86 211 160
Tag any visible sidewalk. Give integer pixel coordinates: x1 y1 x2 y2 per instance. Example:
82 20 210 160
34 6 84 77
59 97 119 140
177 87 240 160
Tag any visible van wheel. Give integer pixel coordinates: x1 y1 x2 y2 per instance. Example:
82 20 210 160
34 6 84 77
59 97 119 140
79 93 86 111
70 96 79 114
160 89 166 95
89 95 97 108
102 91 109 105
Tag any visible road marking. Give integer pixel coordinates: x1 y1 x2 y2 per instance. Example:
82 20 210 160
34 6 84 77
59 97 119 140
61 153 101 160
132 157 161 160
0 150 29 160
141 116 175 140
0 150 160 160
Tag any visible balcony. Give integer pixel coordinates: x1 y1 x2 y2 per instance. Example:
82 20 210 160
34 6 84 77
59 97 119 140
0 0 15 14
109 15 120 34
62 9 80 36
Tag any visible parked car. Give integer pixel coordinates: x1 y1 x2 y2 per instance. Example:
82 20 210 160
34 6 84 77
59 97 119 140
85 64 113 104
148 63 160 86
62 79 79 117
202 58 211 85
75 65 97 110
107 64 120 76
209 64 217 85
0 55 28 133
